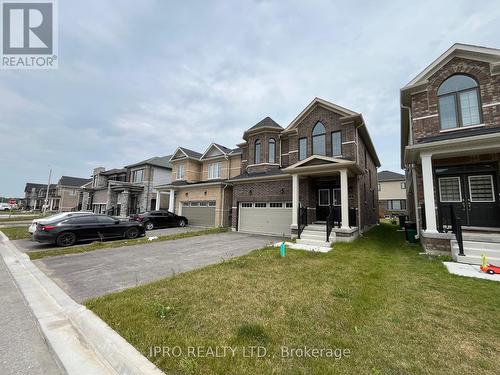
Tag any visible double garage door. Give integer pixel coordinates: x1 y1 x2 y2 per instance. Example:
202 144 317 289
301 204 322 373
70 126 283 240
239 202 292 236
181 201 216 227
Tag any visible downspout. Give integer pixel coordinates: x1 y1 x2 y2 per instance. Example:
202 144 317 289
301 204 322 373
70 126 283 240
355 123 363 233
401 104 420 238
221 154 230 227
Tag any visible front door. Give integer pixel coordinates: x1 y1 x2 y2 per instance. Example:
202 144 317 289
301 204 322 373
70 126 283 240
437 172 499 227
316 188 341 221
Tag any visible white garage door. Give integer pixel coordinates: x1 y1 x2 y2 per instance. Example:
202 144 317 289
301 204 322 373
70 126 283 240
239 202 292 236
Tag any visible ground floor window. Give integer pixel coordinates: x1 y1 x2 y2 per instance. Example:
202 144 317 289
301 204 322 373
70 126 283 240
387 200 406 210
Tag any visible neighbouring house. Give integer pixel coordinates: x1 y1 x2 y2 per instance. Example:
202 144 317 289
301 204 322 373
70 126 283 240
155 145 242 227
377 170 407 218
401 43 500 264
81 156 172 216
23 176 91 211
230 97 380 244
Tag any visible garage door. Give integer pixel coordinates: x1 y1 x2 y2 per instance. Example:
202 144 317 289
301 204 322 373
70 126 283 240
239 202 292 236
181 201 216 227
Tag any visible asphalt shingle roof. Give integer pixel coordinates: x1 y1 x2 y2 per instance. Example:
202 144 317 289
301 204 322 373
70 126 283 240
230 168 284 181
179 148 202 159
126 155 173 169
378 170 405 181
59 176 92 187
247 116 283 131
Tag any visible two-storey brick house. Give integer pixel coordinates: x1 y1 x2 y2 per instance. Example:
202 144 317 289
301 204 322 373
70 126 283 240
155 144 242 227
231 97 380 243
401 43 500 264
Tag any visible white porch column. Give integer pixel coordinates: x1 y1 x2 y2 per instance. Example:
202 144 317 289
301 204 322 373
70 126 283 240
421 152 437 233
340 168 349 229
169 189 175 213
291 174 299 228
155 191 161 210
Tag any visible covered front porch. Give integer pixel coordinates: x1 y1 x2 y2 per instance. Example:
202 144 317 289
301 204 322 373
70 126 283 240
405 132 500 264
283 156 362 245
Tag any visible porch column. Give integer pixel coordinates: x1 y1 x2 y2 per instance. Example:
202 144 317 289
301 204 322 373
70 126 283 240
155 191 161 210
340 168 349 229
291 174 299 228
169 189 175 213
421 152 437 233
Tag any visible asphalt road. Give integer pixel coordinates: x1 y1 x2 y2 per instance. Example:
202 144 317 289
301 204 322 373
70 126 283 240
34 232 278 302
0 244 63 375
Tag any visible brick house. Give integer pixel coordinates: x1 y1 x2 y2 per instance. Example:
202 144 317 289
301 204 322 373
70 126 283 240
377 171 407 218
231 97 380 243
81 156 172 216
401 43 500 264
155 145 242 227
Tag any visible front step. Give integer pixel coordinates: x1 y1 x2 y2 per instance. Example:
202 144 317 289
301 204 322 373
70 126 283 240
452 239 500 265
296 238 332 248
462 232 500 243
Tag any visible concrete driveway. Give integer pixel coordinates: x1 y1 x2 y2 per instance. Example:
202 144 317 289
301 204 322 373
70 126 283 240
33 232 277 302
13 225 203 253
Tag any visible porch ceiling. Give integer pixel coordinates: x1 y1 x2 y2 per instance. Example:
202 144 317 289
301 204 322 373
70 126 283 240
282 155 363 176
405 132 500 164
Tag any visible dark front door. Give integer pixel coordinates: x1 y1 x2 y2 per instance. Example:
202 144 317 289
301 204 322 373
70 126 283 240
316 188 341 221
437 171 499 227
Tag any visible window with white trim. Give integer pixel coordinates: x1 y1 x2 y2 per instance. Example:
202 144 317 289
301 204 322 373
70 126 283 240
241 202 253 208
131 169 144 182
255 202 267 208
208 162 221 179
285 202 293 208
176 163 185 180
468 175 494 202
269 202 283 208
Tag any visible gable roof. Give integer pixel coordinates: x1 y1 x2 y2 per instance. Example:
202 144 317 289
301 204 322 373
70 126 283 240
125 155 172 169
378 170 405 182
200 143 233 159
58 176 92 187
170 147 202 161
24 182 56 192
400 43 500 168
283 97 358 133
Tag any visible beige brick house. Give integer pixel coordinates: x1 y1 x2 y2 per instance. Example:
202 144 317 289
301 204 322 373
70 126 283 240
401 43 500 264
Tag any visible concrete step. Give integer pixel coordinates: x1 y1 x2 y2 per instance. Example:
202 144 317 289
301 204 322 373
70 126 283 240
303 224 327 232
452 244 500 265
462 232 500 243
452 240 500 252
301 232 327 241
296 238 332 247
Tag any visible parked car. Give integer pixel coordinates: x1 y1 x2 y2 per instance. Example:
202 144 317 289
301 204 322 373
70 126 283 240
33 214 145 247
28 211 93 233
129 210 188 230
0 203 11 211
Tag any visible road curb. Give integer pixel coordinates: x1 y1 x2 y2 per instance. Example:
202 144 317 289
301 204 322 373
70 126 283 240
0 230 164 375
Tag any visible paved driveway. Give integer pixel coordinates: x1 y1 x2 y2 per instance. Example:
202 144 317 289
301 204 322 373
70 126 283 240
34 232 277 302
13 226 202 253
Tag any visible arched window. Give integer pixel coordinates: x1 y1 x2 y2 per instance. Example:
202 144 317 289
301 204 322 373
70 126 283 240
312 122 326 155
437 74 481 130
254 139 261 164
268 138 276 163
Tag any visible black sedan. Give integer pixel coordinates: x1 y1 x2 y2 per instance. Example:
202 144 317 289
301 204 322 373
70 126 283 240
33 214 145 247
129 210 188 230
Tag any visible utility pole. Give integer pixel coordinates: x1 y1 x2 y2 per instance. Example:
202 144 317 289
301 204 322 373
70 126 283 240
43 168 52 214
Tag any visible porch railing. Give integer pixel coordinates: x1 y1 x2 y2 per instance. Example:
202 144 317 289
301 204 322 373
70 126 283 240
298 207 307 239
422 203 465 256
448 205 465 256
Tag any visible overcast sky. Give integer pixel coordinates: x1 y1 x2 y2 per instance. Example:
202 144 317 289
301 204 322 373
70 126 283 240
1 0 499 197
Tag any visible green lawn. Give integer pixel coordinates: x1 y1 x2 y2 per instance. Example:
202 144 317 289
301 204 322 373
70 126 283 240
86 223 500 374
0 226 31 240
28 227 228 260
0 215 42 223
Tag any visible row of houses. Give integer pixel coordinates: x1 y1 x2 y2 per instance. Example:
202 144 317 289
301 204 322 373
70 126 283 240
23 43 500 256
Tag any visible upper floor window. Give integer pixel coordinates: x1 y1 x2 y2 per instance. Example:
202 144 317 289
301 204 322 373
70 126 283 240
312 122 326 155
254 140 261 164
176 164 185 180
298 137 307 161
131 169 144 182
331 131 342 156
268 138 276 163
437 74 481 130
208 162 221 179
401 182 406 190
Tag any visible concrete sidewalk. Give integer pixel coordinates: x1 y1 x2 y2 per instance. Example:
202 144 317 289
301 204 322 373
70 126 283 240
0 232 164 375
0 253 63 375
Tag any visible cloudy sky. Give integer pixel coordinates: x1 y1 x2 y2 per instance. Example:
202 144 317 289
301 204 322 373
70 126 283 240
1 0 499 197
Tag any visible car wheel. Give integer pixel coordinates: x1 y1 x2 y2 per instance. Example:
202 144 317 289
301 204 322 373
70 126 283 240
178 219 186 227
125 227 140 239
487 270 495 275
144 221 154 231
56 232 76 247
